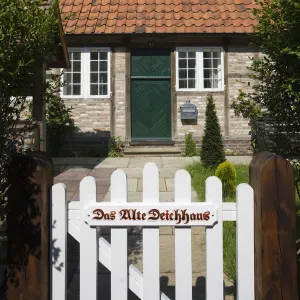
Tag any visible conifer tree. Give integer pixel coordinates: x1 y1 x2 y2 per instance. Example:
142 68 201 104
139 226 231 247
200 94 225 168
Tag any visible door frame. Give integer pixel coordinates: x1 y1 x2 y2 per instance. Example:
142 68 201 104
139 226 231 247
126 47 176 142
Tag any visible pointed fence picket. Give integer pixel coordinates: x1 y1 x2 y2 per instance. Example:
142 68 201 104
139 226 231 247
51 162 254 300
143 163 160 300
174 170 192 300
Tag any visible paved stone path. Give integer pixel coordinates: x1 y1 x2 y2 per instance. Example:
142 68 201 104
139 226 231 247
53 156 251 300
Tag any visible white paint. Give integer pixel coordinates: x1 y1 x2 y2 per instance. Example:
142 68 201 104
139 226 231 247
111 169 128 300
143 163 160 300
51 163 255 300
236 184 255 300
174 170 192 300
205 176 224 300
80 177 98 300
51 183 67 300
84 202 217 227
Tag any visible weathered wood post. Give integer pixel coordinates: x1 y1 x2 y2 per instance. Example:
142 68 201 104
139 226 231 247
6 152 53 300
250 151 297 299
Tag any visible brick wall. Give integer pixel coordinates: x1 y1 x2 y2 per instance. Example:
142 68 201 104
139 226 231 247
64 99 111 137
114 48 127 139
228 46 256 136
175 137 252 155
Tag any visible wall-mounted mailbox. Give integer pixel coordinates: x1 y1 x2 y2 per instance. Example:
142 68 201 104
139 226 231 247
180 100 198 120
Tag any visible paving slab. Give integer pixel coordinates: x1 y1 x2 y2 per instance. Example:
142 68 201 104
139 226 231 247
162 157 194 168
52 157 71 164
118 167 143 178
108 178 138 192
65 157 101 165
95 157 130 168
128 157 162 168
159 167 180 178
137 177 166 192
226 155 252 165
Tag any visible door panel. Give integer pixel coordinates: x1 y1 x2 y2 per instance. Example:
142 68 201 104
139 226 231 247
131 49 171 140
131 79 171 140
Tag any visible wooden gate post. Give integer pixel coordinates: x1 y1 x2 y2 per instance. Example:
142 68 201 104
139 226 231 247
6 151 53 300
250 151 297 299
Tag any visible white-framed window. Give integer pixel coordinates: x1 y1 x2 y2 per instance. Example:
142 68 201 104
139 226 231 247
61 47 111 98
176 47 224 92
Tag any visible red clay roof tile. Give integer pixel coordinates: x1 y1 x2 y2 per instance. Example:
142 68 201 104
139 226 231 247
59 0 258 34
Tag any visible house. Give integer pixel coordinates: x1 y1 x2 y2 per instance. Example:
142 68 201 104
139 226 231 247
58 0 258 155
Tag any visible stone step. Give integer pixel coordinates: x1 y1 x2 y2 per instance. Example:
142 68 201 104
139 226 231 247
124 146 182 157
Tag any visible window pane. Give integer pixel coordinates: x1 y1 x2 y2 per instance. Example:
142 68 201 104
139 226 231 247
204 69 212 79
203 59 212 68
65 73 71 83
73 61 81 72
203 51 211 58
99 73 108 83
73 85 81 95
73 52 81 60
90 61 98 72
73 73 81 84
179 80 187 89
188 59 196 68
188 79 196 88
63 85 71 95
213 59 220 68
213 51 221 58
90 84 98 95
188 51 196 58
179 52 187 58
179 70 187 79
213 79 219 88
91 52 98 60
90 73 98 83
100 61 107 71
100 52 108 60
204 79 212 89
99 84 108 95
188 69 195 79
213 69 219 79
179 59 187 68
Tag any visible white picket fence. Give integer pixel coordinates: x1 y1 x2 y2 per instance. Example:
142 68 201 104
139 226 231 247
51 162 254 300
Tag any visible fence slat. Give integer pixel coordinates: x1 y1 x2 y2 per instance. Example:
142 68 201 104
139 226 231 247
80 176 98 300
205 176 223 300
236 184 254 300
174 170 192 300
143 162 160 300
51 183 67 300
111 170 128 300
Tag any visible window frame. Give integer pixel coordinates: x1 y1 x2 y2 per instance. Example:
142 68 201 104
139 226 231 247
175 47 224 92
61 47 111 99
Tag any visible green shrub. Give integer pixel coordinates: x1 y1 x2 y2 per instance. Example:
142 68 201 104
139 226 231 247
184 132 197 157
44 73 78 156
108 136 124 157
215 161 237 198
200 94 225 168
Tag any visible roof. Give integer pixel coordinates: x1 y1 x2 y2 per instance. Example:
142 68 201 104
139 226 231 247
59 0 258 35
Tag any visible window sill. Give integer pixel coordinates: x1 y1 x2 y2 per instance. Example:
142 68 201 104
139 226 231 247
175 90 224 96
61 95 111 100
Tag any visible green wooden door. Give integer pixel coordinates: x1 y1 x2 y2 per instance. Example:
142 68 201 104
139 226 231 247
131 49 171 141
